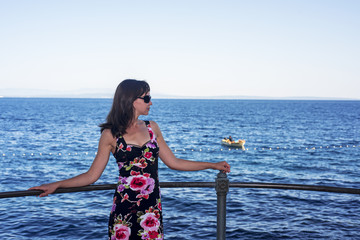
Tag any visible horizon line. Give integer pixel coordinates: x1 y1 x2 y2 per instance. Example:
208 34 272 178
0 95 358 101
0 88 358 101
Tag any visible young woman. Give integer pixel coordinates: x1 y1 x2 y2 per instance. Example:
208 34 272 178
29 79 231 240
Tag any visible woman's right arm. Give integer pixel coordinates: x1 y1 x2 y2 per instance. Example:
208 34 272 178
28 129 115 197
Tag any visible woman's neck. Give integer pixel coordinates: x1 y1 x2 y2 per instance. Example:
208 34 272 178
129 118 141 129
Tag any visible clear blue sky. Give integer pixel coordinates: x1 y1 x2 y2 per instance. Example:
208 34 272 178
1 0 359 98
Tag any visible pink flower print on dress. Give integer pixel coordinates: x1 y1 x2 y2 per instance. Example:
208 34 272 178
117 176 128 193
130 170 141 176
148 126 154 139
136 179 155 199
140 213 160 232
144 151 152 160
143 148 156 162
141 178 155 196
121 193 129 203
146 141 157 149
118 176 127 192
117 184 125 193
127 174 155 198
117 162 124 170
117 142 125 152
156 199 162 211
148 230 160 239
132 157 148 168
113 224 131 240
127 175 148 192
145 206 161 219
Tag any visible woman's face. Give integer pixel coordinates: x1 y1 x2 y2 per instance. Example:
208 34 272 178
133 92 152 116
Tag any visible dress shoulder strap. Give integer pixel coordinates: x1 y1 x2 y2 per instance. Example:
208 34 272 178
144 120 156 141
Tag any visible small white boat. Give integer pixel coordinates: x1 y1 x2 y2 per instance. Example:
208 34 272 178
221 139 246 150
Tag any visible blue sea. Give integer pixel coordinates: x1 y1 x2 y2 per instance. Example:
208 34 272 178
0 98 359 240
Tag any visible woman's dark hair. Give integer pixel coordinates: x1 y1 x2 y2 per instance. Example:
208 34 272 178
99 79 150 137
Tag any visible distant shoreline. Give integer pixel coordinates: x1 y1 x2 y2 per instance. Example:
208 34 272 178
1 88 358 101
0 96 358 101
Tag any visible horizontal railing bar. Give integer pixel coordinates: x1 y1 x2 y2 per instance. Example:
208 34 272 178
161 182 215 188
1 182 359 199
229 182 360 194
0 184 116 199
0 182 216 199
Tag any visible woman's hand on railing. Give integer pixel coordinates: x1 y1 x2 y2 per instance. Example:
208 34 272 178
28 182 60 197
214 161 231 173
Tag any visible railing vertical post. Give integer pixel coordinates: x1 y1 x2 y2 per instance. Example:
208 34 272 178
215 171 229 240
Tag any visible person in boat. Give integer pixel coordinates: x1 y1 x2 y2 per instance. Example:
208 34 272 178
228 136 234 142
29 79 231 240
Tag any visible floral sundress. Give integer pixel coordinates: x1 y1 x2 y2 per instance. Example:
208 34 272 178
109 121 163 240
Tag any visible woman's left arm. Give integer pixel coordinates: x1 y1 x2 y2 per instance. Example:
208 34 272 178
150 121 230 173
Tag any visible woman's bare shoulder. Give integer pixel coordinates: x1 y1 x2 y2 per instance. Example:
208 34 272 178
149 121 163 137
100 129 117 153
149 120 158 126
149 120 160 130
100 129 117 142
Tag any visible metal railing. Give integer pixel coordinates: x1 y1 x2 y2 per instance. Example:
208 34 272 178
1 172 360 240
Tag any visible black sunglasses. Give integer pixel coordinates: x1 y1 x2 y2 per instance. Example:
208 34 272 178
137 95 151 103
